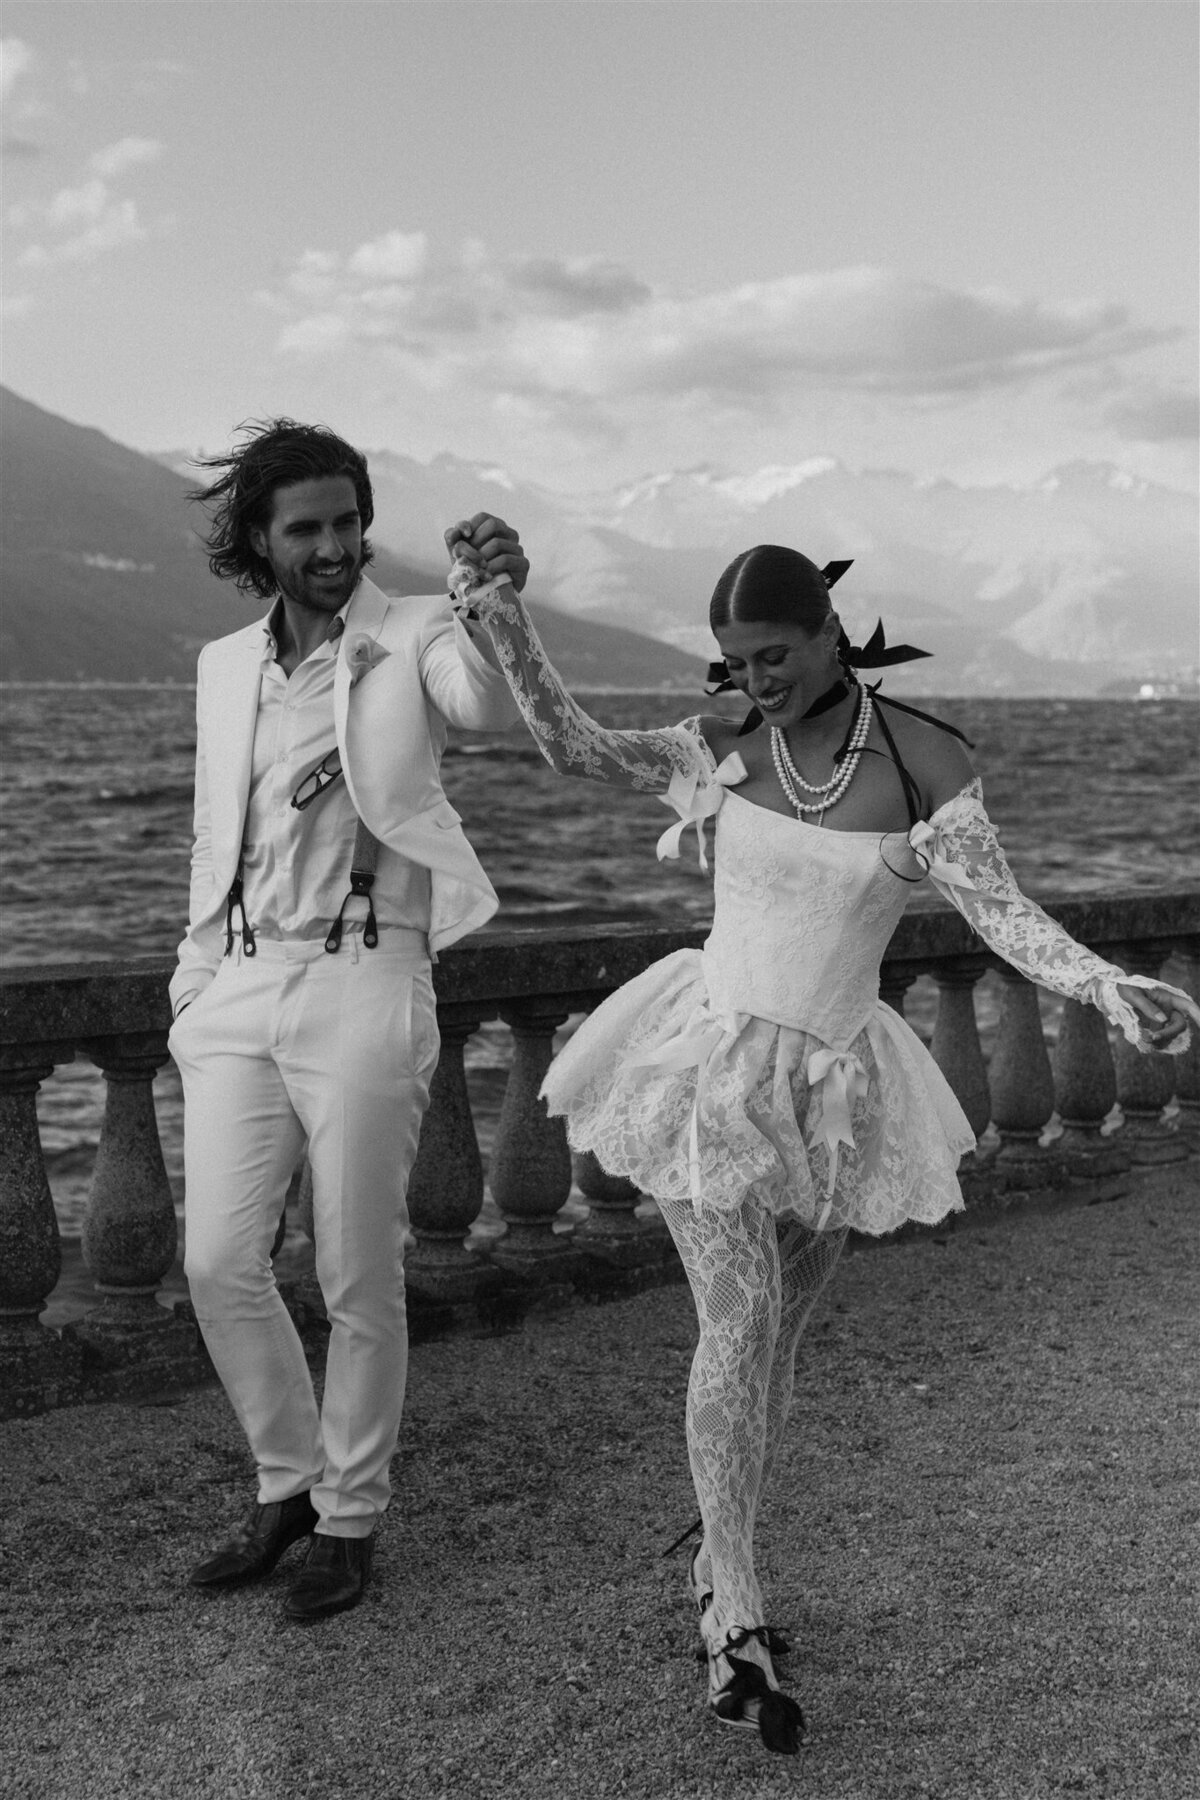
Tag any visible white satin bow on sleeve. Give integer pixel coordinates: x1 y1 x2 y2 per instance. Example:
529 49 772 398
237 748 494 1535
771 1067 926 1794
655 752 747 872
906 819 981 894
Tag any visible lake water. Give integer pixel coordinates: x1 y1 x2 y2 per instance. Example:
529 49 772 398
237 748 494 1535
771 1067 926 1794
2 685 1196 1236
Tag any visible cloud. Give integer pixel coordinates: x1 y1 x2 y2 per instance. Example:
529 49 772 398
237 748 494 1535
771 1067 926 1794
268 237 1174 429
276 312 353 356
0 36 33 102
19 196 146 267
347 229 428 282
507 255 652 317
8 136 162 268
46 178 109 225
1104 384 1199 443
90 136 162 178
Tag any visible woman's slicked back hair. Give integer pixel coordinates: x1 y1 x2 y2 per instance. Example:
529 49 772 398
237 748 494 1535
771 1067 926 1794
708 544 832 635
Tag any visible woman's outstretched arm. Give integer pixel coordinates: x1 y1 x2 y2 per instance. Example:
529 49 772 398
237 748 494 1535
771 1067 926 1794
914 782 1198 1053
444 517 714 795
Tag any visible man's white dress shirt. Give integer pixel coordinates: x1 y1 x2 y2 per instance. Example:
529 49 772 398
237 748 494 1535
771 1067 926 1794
240 605 429 944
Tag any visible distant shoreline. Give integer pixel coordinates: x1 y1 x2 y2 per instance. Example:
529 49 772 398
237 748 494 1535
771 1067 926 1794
2 681 1196 701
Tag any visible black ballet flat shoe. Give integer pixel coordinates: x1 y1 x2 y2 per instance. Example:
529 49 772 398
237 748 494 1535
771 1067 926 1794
283 1530 375 1622
188 1491 318 1589
707 1626 808 1755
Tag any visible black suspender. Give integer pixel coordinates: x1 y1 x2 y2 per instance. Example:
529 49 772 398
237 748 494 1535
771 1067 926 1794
223 747 382 958
323 818 380 954
225 860 257 958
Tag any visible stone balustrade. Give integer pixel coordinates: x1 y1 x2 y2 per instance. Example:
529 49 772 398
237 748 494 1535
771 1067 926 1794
2 890 1197 1419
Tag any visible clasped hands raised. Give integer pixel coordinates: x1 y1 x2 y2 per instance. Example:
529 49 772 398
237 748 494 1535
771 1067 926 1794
444 513 529 594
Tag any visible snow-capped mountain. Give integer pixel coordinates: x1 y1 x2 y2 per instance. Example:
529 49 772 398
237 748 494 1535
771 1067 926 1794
356 449 1198 693
148 433 1197 695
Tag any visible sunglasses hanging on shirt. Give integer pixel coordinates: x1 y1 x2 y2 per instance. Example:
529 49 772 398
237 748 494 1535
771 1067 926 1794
291 749 345 811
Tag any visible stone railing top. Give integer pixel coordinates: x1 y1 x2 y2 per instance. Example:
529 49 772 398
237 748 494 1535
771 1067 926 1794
2 886 1197 1048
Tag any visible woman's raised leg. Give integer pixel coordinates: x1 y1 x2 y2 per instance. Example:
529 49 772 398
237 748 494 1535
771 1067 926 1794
657 1192 782 1633
758 1220 848 1504
657 1192 807 1749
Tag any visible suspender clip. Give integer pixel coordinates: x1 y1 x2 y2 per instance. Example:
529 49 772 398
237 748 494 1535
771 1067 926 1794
224 868 257 958
324 867 378 954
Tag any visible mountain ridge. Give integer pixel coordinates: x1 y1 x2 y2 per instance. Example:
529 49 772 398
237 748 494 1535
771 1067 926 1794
350 446 1198 694
3 384 1194 693
0 387 707 689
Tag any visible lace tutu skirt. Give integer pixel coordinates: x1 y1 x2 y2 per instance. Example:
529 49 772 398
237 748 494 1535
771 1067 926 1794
542 949 974 1237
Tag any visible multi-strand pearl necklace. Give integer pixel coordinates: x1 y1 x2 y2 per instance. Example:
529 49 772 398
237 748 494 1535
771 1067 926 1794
770 682 873 819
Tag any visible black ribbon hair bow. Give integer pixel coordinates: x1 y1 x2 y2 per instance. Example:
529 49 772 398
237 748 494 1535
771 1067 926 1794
708 617 933 691
840 618 932 670
706 560 945 737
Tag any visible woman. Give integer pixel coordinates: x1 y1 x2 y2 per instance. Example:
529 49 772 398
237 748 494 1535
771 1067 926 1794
447 523 1196 1756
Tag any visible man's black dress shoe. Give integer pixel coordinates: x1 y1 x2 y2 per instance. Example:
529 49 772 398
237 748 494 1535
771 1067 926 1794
284 1531 375 1622
188 1491 318 1589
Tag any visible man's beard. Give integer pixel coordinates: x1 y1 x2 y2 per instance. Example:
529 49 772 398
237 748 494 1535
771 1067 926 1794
276 553 362 611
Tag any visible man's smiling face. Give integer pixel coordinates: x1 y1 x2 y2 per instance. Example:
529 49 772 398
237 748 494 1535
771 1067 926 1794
250 474 364 615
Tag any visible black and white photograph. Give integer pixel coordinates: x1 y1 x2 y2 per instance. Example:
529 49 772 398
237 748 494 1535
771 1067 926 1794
1 3 1197 1797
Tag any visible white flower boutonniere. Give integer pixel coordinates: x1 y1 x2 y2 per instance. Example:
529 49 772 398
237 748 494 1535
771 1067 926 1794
345 633 389 688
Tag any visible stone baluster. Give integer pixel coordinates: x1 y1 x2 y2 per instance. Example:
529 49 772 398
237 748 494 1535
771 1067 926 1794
574 1151 640 1237
928 959 993 1135
487 1001 577 1277
879 961 916 1021
573 1149 670 1274
928 956 995 1206
72 1033 197 1375
406 1006 498 1303
988 970 1067 1195
1109 941 1188 1164
0 1044 83 1417
1051 999 1130 1201
1167 947 1200 1153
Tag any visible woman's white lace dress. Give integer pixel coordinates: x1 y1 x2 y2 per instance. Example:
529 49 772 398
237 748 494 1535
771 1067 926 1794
452 565 1189 1680
453 571 1181 1240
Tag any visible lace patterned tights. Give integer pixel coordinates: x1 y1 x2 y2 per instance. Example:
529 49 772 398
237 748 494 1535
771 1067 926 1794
658 1194 848 1648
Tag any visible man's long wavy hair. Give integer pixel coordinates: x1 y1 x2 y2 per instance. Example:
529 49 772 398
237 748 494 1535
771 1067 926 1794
189 418 376 599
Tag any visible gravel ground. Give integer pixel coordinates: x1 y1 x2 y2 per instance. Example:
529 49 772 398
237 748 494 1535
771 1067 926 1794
2 1169 1197 1800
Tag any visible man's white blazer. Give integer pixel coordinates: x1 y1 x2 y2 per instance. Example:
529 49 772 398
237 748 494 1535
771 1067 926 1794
170 576 520 1014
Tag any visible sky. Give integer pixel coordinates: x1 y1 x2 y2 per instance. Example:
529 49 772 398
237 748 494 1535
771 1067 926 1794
2 1 1197 494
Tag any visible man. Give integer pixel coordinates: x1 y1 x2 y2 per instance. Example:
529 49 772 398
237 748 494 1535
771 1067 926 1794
171 419 524 1620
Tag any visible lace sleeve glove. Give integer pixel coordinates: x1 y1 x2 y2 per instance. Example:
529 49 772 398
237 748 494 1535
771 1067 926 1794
447 553 714 795
911 780 1191 1055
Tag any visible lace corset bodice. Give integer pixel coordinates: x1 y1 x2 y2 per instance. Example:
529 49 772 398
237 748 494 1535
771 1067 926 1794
704 793 919 1051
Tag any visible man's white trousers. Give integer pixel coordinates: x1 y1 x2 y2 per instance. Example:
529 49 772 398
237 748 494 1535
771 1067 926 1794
169 933 438 1538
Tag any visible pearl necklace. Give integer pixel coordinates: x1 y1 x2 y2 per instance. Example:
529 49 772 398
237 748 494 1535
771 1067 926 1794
770 684 873 818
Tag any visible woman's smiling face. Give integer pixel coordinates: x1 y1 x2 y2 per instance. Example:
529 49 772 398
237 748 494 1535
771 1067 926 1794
715 614 842 727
